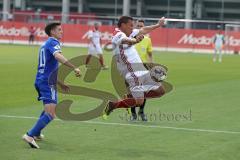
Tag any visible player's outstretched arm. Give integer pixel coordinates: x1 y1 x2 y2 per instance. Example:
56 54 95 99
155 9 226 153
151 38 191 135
138 17 165 35
54 52 81 77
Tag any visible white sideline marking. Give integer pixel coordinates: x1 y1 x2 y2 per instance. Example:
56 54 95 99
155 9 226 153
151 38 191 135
0 114 240 135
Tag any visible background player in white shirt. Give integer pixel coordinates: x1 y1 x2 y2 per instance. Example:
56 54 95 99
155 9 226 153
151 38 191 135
213 30 225 62
85 23 108 69
103 16 166 117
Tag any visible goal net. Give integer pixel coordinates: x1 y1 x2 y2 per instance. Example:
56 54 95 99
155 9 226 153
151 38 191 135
225 24 240 54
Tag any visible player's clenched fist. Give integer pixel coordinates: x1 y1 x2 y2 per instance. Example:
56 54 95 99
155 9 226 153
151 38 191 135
74 68 82 77
135 35 144 43
157 17 166 27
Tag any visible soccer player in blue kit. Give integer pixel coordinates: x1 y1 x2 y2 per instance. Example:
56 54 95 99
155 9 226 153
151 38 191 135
22 23 81 149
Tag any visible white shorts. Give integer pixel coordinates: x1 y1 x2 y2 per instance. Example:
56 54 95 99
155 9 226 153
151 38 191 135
88 44 103 55
114 55 161 98
126 72 161 99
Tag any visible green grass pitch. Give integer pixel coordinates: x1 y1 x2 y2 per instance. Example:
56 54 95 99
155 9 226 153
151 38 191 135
0 44 240 160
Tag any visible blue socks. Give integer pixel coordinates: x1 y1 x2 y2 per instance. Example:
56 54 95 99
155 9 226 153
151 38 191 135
35 111 45 136
39 111 45 118
27 112 53 137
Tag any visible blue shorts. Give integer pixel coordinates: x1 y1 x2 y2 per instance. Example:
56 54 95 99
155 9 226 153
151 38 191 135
35 80 58 105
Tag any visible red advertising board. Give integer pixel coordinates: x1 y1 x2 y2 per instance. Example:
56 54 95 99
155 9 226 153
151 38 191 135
0 21 240 51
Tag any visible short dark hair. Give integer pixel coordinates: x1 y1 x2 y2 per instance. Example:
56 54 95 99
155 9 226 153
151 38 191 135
117 16 133 28
138 19 145 24
45 22 61 36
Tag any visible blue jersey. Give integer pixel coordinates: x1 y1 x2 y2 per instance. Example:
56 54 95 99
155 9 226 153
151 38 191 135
35 37 61 84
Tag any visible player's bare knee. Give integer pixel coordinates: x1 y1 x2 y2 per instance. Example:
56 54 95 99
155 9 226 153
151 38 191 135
44 104 56 119
49 111 56 119
44 109 55 119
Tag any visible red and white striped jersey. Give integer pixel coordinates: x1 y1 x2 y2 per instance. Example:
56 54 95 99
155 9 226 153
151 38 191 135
112 28 148 79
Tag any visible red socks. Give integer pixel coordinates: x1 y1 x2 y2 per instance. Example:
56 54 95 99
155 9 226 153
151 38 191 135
112 98 136 108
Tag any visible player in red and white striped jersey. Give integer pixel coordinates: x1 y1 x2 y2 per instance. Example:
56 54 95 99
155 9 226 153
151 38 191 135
103 16 166 117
